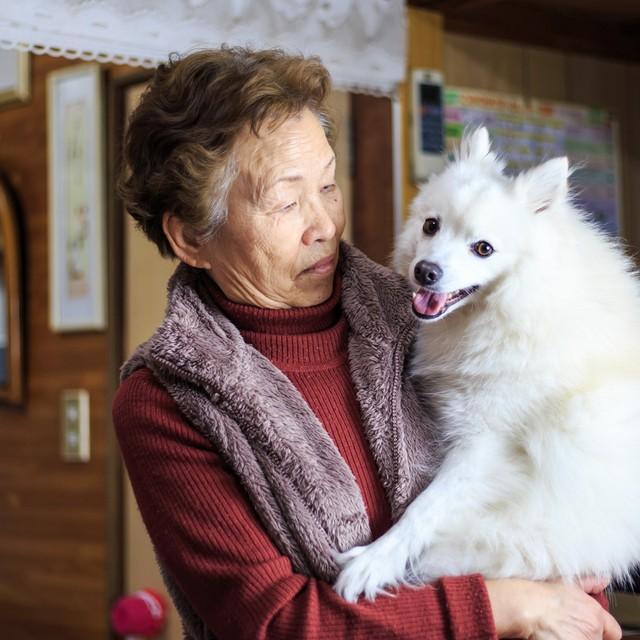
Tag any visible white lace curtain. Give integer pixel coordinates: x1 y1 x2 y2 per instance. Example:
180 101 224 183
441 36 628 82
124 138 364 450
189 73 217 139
0 0 406 95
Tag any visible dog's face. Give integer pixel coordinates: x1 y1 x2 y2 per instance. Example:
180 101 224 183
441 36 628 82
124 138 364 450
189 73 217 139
395 128 569 322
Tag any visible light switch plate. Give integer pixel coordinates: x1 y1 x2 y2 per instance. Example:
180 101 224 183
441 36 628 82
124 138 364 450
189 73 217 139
60 389 90 462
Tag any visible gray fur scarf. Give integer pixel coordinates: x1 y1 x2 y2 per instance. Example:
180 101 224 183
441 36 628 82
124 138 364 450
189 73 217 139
120 242 439 637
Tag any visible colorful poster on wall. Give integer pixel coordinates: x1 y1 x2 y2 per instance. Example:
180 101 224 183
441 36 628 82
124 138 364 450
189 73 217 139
444 87 621 235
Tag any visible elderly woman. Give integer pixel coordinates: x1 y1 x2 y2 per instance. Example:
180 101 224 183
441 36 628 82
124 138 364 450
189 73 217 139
113 48 619 640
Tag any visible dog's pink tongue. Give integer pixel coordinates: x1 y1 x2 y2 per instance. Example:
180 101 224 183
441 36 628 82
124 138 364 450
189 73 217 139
413 289 448 317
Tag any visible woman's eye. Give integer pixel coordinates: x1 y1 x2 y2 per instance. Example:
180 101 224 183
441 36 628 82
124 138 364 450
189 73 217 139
322 183 337 194
281 201 297 212
472 240 494 257
423 217 440 236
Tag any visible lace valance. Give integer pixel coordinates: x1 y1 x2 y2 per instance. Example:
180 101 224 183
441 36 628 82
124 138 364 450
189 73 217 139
0 0 406 95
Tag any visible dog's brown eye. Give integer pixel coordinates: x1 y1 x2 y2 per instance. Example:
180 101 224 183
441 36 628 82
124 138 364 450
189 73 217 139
423 217 440 236
473 241 494 257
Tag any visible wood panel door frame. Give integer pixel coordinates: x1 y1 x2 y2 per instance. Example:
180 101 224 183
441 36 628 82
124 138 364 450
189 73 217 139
350 94 395 265
105 67 153 639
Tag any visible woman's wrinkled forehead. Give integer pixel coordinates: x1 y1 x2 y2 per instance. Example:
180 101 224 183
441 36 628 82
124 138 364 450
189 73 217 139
231 109 334 206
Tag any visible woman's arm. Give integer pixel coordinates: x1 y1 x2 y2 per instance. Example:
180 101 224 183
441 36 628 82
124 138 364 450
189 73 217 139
113 367 496 640
114 368 619 640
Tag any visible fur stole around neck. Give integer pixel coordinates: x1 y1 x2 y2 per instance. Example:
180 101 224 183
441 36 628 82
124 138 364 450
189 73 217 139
120 242 438 633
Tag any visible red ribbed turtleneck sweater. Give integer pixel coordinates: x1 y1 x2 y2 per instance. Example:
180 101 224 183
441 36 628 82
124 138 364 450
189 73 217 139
113 276 497 640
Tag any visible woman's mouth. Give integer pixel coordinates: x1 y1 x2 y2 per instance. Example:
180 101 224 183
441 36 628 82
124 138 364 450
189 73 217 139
303 255 336 275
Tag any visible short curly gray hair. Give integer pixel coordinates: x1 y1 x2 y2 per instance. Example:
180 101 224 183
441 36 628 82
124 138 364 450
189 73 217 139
118 46 335 258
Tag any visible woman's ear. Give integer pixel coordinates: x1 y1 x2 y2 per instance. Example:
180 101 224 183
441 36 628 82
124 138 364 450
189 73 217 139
162 212 212 269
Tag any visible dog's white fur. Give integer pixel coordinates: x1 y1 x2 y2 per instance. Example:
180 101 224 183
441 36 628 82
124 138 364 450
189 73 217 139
334 128 640 602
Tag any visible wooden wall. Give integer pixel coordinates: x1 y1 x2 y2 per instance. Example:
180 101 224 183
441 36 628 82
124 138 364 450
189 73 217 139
402 8 444 215
443 32 640 253
350 94 395 264
0 54 133 640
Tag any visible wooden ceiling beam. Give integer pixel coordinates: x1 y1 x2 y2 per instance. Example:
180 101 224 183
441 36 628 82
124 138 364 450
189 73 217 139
408 0 640 62
417 0 504 11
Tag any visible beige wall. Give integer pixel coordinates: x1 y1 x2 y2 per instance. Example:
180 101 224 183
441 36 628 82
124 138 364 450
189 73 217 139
124 210 178 640
443 32 640 254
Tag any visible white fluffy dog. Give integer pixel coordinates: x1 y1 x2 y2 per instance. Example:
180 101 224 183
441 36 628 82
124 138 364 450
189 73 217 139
335 127 640 602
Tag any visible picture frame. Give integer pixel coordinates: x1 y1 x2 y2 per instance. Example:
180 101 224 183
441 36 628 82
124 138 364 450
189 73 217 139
47 63 106 332
0 50 30 108
0 173 24 405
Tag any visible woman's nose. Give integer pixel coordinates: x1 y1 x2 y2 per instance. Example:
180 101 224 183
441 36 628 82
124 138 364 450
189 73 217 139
302 201 337 245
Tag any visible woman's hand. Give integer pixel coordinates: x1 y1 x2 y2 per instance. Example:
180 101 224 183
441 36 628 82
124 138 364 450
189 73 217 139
485 578 622 639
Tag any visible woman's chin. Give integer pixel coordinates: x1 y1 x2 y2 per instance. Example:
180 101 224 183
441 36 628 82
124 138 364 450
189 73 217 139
292 277 336 307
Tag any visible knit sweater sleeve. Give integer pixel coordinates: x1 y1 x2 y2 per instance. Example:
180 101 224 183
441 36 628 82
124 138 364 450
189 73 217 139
113 367 497 640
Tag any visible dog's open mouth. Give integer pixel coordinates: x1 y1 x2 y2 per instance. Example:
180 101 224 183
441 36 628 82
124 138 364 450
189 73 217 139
412 286 479 320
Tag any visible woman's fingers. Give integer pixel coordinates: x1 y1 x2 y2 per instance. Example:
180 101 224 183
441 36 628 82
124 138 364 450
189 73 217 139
577 575 611 594
602 609 623 640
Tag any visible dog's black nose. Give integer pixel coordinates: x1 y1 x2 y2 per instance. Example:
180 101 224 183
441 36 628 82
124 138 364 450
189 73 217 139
414 260 443 286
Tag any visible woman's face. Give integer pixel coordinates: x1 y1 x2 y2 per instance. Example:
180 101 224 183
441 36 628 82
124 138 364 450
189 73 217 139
201 108 345 308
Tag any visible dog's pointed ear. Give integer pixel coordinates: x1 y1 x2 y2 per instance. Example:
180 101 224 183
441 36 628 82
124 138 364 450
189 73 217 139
516 157 569 214
459 127 491 162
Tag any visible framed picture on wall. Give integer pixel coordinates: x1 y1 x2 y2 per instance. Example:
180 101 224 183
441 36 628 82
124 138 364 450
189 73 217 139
0 50 30 108
0 174 24 405
47 63 106 332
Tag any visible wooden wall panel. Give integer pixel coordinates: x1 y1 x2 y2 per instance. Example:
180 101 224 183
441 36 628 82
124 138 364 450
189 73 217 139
627 65 640 252
564 54 635 242
444 33 525 93
566 54 630 118
524 46 568 101
351 94 394 265
0 54 135 640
